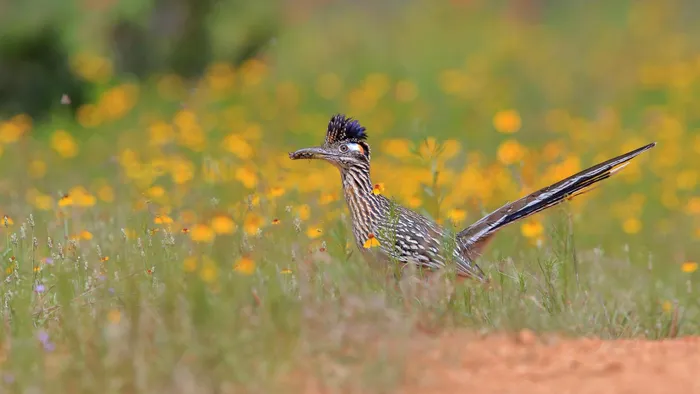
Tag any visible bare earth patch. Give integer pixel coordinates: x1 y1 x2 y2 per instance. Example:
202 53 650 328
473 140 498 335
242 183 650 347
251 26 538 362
287 330 700 394
401 330 700 394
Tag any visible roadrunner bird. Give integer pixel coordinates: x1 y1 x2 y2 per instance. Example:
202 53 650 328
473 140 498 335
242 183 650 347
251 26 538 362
289 114 656 282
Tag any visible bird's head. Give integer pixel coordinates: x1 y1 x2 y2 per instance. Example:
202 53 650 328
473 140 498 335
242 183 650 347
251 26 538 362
289 114 371 170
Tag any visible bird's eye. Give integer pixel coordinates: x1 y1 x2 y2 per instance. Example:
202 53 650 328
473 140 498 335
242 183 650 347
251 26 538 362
339 144 349 153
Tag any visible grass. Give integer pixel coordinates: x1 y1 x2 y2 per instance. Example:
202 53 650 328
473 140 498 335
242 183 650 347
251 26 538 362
0 1 699 392
0 182 694 393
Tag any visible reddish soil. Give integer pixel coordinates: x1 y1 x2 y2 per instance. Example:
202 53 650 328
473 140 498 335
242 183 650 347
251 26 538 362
401 330 700 394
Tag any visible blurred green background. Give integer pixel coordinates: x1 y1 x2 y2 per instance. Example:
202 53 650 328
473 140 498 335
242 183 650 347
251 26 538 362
1 0 698 262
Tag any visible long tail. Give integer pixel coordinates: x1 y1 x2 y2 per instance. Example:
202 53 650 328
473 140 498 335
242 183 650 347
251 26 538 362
457 142 656 249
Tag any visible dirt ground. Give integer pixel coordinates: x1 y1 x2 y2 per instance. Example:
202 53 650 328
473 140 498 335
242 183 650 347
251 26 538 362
400 330 700 394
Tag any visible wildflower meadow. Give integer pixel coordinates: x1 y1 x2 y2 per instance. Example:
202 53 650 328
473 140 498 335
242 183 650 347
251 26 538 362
0 1 699 392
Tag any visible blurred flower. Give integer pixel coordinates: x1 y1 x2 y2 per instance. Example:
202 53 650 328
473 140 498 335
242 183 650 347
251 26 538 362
280 268 292 274
71 52 112 83
73 230 93 240
200 259 219 283
149 121 174 146
497 139 526 165
51 130 79 158
107 309 121 324
240 58 267 87
154 215 173 225
76 104 102 128
235 167 258 189
27 189 53 211
210 215 236 234
97 184 114 203
448 208 466 224
319 193 337 205
170 158 195 184
520 220 543 239
2 216 12 227
243 214 263 235
438 69 471 96
34 284 45 293
36 329 55 352
68 186 96 207
681 262 698 273
662 300 673 313
205 62 236 92
267 186 285 199
306 226 322 239
234 257 256 275
676 170 697 191
223 133 253 159
686 197 700 215
622 218 642 234
29 160 47 178
147 186 166 199
493 110 522 134
190 224 215 243
407 196 422 208
0 121 22 144
295 204 311 220
58 194 73 207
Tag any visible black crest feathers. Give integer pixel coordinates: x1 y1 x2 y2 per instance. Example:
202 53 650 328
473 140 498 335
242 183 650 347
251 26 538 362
325 114 367 145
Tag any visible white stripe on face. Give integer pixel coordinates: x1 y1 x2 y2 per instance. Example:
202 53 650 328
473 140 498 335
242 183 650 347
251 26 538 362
346 143 364 154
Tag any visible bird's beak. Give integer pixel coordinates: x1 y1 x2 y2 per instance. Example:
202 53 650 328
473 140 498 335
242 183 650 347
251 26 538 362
288 147 330 160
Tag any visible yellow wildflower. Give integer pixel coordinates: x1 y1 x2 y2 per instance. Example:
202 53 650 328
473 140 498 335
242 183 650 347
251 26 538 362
211 215 236 234
235 167 258 189
363 233 381 248
493 109 522 134
234 257 256 275
520 220 543 239
223 133 254 159
154 215 174 225
497 139 526 165
243 214 263 235
681 262 698 273
51 130 79 158
190 224 215 243
373 183 385 195
306 226 322 239
622 218 642 234
448 208 467 224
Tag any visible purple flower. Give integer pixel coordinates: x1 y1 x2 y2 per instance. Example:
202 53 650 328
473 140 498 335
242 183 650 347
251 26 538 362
37 330 49 343
3 373 14 384
43 257 54 265
36 330 55 352
34 284 45 293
